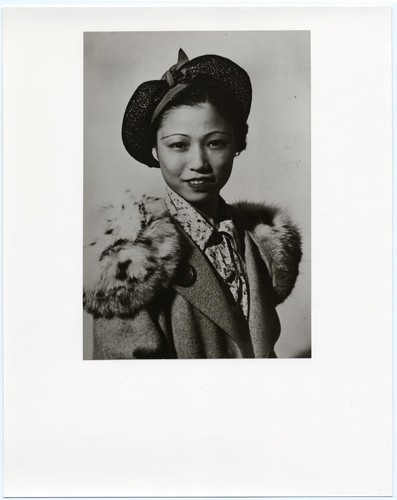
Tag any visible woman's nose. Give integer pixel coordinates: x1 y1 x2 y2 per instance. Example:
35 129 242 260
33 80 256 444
189 145 211 171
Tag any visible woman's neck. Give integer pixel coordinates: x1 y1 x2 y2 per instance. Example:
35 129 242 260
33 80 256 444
192 197 220 227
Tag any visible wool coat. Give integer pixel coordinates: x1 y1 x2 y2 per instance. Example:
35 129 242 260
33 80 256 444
83 192 302 359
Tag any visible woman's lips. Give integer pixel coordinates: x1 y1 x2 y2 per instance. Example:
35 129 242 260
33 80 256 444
185 177 215 186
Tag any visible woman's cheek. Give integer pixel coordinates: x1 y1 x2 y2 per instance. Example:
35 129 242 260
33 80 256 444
164 156 184 176
158 148 175 169
159 153 185 181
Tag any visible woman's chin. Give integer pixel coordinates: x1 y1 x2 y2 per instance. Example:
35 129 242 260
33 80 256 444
180 189 219 206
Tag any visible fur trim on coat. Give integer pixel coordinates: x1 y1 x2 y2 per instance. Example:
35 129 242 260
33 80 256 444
232 201 302 305
83 191 302 318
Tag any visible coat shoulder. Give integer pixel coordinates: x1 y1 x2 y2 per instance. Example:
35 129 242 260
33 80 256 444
83 192 303 318
232 201 302 305
83 191 184 318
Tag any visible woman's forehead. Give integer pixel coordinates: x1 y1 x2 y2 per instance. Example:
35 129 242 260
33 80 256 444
158 102 233 136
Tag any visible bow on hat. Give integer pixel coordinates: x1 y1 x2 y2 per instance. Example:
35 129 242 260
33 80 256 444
149 49 193 127
161 48 189 87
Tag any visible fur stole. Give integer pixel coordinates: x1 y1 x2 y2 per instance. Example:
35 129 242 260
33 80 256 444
83 191 302 318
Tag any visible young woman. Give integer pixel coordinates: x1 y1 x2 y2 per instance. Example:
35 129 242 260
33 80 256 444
83 49 302 359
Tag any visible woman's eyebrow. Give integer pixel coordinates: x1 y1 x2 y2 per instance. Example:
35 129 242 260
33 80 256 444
160 130 231 140
160 133 189 140
205 131 230 137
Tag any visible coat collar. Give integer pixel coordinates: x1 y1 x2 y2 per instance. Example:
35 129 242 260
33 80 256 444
232 201 302 305
83 192 302 318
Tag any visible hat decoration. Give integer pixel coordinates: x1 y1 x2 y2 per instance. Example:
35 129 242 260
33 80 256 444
150 49 192 128
161 48 189 87
122 49 252 168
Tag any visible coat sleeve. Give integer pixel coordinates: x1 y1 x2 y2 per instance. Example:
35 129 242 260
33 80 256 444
92 306 176 359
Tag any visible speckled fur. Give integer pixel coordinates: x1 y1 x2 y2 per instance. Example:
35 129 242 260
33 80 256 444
83 192 183 317
233 202 302 304
83 193 302 317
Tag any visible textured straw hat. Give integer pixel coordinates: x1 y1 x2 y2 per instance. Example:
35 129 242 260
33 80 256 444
122 49 252 168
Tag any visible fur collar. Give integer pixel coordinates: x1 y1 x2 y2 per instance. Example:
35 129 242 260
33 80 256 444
83 191 302 318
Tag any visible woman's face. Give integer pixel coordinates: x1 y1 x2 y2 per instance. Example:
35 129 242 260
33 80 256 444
154 102 236 210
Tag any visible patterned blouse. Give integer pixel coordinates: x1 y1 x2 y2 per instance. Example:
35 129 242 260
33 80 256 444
165 188 249 319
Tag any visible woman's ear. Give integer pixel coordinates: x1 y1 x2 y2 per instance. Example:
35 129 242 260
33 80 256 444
152 147 159 161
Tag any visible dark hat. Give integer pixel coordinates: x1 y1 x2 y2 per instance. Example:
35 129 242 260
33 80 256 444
122 49 252 168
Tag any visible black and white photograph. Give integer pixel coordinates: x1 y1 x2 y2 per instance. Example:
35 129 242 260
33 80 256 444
83 31 311 359
4 6 392 497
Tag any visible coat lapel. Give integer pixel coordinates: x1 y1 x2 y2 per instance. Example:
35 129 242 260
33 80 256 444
245 232 281 357
172 233 250 354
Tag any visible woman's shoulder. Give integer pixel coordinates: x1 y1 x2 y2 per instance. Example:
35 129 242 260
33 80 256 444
83 192 302 318
231 201 302 305
83 191 184 318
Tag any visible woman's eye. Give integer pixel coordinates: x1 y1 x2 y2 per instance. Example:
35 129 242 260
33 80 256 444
169 142 187 150
208 139 228 149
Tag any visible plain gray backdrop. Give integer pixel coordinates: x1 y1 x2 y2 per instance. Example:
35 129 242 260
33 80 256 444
84 31 311 359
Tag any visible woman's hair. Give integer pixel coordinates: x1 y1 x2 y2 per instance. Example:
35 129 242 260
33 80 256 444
150 83 249 154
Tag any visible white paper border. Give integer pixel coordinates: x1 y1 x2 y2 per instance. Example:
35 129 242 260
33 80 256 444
3 5 393 497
